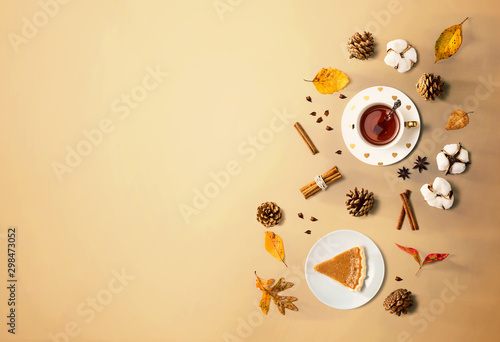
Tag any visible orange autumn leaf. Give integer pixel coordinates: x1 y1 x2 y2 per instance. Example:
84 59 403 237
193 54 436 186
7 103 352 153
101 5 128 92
264 231 287 267
305 67 349 94
446 109 473 130
255 272 298 315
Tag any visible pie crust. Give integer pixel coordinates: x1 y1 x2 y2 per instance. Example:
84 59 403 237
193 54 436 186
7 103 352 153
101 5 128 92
313 245 367 292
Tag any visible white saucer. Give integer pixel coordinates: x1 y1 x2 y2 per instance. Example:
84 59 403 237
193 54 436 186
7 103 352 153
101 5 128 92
305 230 385 310
341 86 421 166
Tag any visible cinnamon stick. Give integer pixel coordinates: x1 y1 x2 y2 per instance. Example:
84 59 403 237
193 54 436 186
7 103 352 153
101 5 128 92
407 192 418 230
400 190 419 231
302 173 342 199
300 166 342 199
396 206 406 230
299 167 338 192
396 190 410 230
294 122 318 155
300 168 338 194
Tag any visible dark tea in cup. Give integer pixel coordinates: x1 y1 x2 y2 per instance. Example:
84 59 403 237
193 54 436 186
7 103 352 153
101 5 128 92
359 104 400 146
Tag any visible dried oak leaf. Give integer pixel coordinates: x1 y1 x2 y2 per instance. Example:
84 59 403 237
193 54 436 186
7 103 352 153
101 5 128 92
435 17 468 63
305 68 349 94
446 109 473 130
255 272 298 315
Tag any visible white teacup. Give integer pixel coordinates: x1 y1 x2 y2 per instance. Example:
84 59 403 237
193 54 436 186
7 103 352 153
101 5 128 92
356 102 418 149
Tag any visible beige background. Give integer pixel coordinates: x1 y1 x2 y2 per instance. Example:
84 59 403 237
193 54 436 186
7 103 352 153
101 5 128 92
1 0 500 341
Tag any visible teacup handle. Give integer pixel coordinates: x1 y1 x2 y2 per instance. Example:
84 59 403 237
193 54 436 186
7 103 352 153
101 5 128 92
405 121 419 128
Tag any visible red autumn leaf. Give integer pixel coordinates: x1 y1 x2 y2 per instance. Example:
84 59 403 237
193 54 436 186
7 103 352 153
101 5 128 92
417 253 449 275
395 243 421 266
397 244 449 276
422 253 449 265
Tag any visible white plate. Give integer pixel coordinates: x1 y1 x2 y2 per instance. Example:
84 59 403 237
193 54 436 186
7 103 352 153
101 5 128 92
305 230 385 310
341 86 421 166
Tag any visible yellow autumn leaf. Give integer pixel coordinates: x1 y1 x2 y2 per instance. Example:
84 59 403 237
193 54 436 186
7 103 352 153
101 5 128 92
435 17 468 63
306 67 349 94
264 231 287 267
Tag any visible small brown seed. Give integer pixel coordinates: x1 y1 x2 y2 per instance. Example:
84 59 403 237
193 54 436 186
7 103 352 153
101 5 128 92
339 94 347 99
310 111 316 116
324 110 329 116
326 126 333 131
305 230 312 234
395 276 403 281
298 212 304 219
316 117 323 123
336 150 342 154
310 216 317 221
306 96 312 102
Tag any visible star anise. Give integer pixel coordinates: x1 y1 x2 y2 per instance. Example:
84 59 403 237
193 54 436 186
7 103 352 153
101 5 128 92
413 156 429 173
398 167 411 180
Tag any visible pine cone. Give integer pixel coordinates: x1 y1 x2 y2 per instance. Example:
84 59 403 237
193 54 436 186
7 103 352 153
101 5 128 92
345 187 374 217
383 289 414 316
416 73 445 101
347 31 374 60
256 202 282 228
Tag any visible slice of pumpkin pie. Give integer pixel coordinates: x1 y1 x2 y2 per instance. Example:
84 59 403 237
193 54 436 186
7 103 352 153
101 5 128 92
313 246 366 292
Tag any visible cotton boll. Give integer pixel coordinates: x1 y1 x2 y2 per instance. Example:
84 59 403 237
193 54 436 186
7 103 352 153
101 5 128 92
441 196 454 210
437 143 471 175
420 184 435 201
387 39 408 53
443 143 459 155
427 197 441 209
457 148 469 163
426 195 453 210
397 57 412 73
405 48 417 63
450 162 466 174
421 177 454 210
384 51 400 68
385 39 417 73
433 177 452 196
430 197 454 210
436 152 449 171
